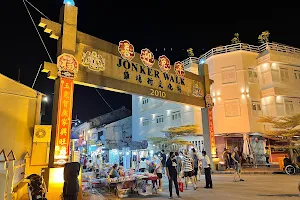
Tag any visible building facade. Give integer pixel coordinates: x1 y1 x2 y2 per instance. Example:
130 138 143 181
132 93 204 152
182 42 300 161
71 107 132 152
0 73 44 159
133 42 300 161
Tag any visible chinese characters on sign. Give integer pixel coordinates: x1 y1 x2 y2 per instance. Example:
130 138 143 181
174 61 185 77
118 40 135 61
57 53 79 79
205 94 213 108
54 77 74 165
158 55 171 73
140 48 155 68
208 108 216 157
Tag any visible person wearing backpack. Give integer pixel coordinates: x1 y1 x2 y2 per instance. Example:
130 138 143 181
192 148 200 183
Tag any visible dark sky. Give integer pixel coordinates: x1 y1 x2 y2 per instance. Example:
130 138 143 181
2 1 300 123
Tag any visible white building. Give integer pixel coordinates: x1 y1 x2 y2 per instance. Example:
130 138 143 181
89 116 132 150
132 84 204 152
182 42 300 161
133 42 300 162
72 107 132 151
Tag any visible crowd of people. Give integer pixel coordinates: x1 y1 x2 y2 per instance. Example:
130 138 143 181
136 148 213 198
79 147 248 198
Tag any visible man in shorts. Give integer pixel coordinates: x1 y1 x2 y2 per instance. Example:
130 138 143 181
232 147 244 182
182 150 196 190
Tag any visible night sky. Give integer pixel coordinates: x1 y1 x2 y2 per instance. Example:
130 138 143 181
2 1 300 123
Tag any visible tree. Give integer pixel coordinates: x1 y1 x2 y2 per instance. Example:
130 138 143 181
147 125 201 151
231 33 241 44
258 114 300 160
258 30 270 43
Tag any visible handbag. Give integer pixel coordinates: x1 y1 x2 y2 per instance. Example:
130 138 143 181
178 181 184 192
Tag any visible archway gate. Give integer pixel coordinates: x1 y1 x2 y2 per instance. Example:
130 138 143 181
39 2 215 197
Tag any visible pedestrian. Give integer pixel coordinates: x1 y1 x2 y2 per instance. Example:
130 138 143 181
87 160 93 172
83 156 87 171
160 150 167 174
109 164 120 178
202 151 212 189
182 150 196 190
154 154 163 192
166 152 180 199
175 152 182 179
232 147 244 182
222 148 230 169
264 147 270 167
139 157 147 172
191 148 200 183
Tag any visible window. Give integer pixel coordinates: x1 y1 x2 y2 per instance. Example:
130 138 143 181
280 68 289 82
271 69 280 82
171 111 181 120
252 101 262 116
248 68 258 83
285 101 294 115
97 131 103 141
142 98 149 109
156 115 164 124
294 70 300 80
142 119 149 127
142 98 149 105
222 66 236 84
224 99 240 117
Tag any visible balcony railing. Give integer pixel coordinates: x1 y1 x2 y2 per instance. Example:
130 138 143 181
181 43 300 68
182 57 199 69
199 43 260 62
259 42 300 54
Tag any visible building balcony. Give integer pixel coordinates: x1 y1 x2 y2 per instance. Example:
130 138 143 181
181 42 300 68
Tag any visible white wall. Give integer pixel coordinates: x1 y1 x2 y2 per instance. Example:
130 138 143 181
104 116 132 149
132 62 204 148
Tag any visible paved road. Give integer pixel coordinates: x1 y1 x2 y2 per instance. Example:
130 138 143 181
100 174 299 200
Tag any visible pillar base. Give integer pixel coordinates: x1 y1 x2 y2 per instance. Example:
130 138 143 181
44 167 83 200
44 167 64 200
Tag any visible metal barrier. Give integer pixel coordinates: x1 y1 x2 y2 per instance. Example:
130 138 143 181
0 149 28 200
13 159 26 188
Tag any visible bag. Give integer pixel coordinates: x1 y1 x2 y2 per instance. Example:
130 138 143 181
178 181 184 192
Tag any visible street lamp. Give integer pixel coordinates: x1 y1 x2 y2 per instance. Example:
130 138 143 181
63 0 75 6
42 96 48 102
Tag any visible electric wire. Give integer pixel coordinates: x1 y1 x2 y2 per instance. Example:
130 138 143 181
23 0 54 89
95 89 114 111
23 0 115 111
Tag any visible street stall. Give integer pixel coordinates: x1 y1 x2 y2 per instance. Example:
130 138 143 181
81 167 159 198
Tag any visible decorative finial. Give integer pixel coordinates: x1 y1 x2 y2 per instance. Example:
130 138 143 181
187 48 194 57
258 30 270 43
64 0 75 6
231 33 241 44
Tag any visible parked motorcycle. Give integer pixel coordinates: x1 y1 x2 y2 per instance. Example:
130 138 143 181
27 173 47 200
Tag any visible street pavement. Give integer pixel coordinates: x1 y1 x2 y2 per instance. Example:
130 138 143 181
98 174 300 200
